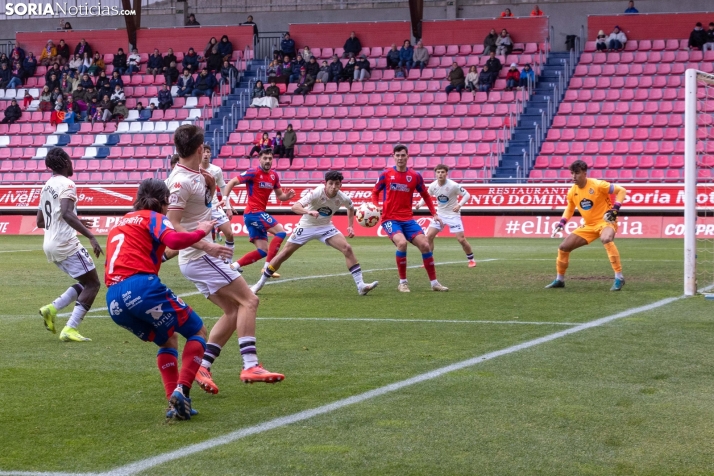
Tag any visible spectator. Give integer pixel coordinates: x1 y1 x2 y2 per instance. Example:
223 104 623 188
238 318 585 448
23 53 37 77
164 61 179 86
272 131 285 158
193 68 217 97
163 48 177 73
386 44 400 69
206 46 223 73
483 29 498 55
531 5 544 16
266 59 279 80
413 40 430 72
59 73 73 95
147 49 163 76
705 22 714 52
57 39 70 64
74 38 92 58
496 29 513 56
279 33 296 59
127 48 141 76
519 63 535 89
250 80 266 106
0 62 12 88
339 57 356 84
186 13 200 26
109 70 124 90
316 60 330 83
220 59 240 88
39 86 53 111
248 132 271 157
11 45 25 63
79 73 94 90
328 55 343 82
112 100 128 123
266 78 280 101
59 62 73 80
398 40 414 72
305 56 320 78
87 52 104 76
465 66 478 91
138 102 153 121
50 87 63 105
176 70 195 97
51 98 76 125
283 124 297 164
73 84 89 107
478 65 494 92
62 21 73 30
241 15 259 40
0 53 9 69
501 8 513 17
113 48 128 75
111 85 125 102
608 26 627 51
182 47 200 73
40 40 59 66
505 63 520 91
69 53 82 72
46 73 60 93
290 54 305 83
302 46 313 62
8 60 24 89
157 84 173 111
2 99 21 123
204 37 218 57
485 51 503 76
278 55 293 84
354 54 371 81
596 30 608 51
45 63 61 82
88 97 100 124
98 94 114 122
65 94 81 118
624 1 638 13
343 31 362 58
218 35 234 59
23 89 35 108
295 67 316 95
689 22 708 50
445 62 465 95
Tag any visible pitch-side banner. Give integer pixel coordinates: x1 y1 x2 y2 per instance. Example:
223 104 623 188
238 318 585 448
3 214 714 239
0 183 710 212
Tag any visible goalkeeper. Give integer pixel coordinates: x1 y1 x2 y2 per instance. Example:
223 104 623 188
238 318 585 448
545 160 628 291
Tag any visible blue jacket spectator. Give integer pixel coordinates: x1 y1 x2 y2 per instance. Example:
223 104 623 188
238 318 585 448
280 33 296 58
328 56 343 82
157 85 173 110
182 48 200 72
518 64 535 88
22 54 37 76
398 40 414 71
112 48 127 75
343 32 362 58
217 35 233 58
79 74 95 89
147 50 163 71
192 68 217 97
138 105 153 121
109 73 124 91
624 1 638 13
176 71 195 96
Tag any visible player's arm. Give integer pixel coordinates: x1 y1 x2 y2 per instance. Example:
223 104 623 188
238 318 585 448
371 173 386 209
417 185 440 224
160 220 215 249
604 185 627 222
166 208 233 260
553 197 576 236
291 200 319 218
60 198 103 257
275 187 295 201
36 209 45 228
453 187 471 213
346 204 355 238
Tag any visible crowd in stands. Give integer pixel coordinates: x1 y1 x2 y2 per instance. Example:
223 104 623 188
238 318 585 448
246 125 297 162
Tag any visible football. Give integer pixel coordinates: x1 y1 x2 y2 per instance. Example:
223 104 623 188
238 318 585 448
356 202 381 228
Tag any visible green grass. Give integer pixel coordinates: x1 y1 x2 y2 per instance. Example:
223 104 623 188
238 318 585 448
1 236 712 475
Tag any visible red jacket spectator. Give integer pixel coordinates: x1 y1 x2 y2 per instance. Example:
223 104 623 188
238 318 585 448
531 5 544 16
501 8 513 17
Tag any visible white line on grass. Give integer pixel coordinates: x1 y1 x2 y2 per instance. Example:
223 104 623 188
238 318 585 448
0 294 682 476
0 249 42 254
58 260 497 317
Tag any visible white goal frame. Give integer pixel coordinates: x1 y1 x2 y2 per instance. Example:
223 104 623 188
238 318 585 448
684 69 714 295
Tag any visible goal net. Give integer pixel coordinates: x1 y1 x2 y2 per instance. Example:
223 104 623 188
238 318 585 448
684 69 714 295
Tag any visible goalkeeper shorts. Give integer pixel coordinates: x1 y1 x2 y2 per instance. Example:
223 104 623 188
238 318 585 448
573 221 617 244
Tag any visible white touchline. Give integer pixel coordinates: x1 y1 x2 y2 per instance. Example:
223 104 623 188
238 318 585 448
0 249 42 254
58 260 498 317
0 294 683 476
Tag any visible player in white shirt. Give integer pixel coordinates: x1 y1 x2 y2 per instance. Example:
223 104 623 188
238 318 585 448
416 164 476 267
166 125 285 396
251 171 379 296
37 148 104 342
200 144 235 261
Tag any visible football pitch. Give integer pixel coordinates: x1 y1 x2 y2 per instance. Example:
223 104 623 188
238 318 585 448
1 235 713 475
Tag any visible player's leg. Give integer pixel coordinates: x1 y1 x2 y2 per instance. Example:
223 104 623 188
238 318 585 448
169 308 208 420
55 249 101 342
325 232 378 295
265 222 287 274
213 208 235 263
40 282 83 334
412 231 448 291
196 311 235 394
251 241 302 294
390 228 411 292
218 220 234 251
425 225 440 253
210 278 284 383
545 232 589 288
232 213 269 269
454 231 476 267
600 225 624 291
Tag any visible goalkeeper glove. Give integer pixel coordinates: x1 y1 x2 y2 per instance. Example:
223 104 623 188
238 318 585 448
603 202 621 223
552 218 567 237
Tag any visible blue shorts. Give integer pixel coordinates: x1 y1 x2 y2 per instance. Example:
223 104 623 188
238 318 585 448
381 219 424 242
243 212 279 242
106 274 203 346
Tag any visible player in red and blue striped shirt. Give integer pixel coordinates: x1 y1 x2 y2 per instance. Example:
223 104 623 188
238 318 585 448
372 144 449 292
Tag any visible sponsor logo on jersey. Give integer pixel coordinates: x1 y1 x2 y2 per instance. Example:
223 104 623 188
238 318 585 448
317 206 333 217
172 182 181 189
437 194 449 204
579 198 594 211
163 219 174 229
146 305 164 320
116 215 144 227
390 183 411 192
122 290 143 309
169 194 179 204
406 175 412 182
259 181 273 189
109 300 122 316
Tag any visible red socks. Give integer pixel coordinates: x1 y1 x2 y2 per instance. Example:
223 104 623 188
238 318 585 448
267 232 286 262
396 251 408 280
178 337 206 389
422 252 436 281
238 248 268 266
157 348 179 400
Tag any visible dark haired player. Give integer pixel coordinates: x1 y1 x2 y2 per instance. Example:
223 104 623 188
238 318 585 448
167 125 284 396
252 171 379 295
372 144 448 292
225 148 295 277
200 144 235 261
105 178 215 420
38 148 103 342
546 159 628 291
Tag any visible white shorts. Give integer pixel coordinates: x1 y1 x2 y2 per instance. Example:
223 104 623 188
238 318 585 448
54 247 96 278
211 207 230 227
288 224 342 246
429 214 464 234
180 254 241 298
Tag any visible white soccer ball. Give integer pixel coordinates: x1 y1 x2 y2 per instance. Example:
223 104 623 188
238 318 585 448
356 202 381 228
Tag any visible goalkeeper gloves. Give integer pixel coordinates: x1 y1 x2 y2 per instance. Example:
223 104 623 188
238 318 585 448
552 218 567 236
603 202 622 223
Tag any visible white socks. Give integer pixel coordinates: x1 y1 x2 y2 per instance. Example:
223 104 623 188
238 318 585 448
66 302 89 329
52 283 83 310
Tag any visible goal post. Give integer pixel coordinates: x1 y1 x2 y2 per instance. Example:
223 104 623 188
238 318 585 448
684 69 714 296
